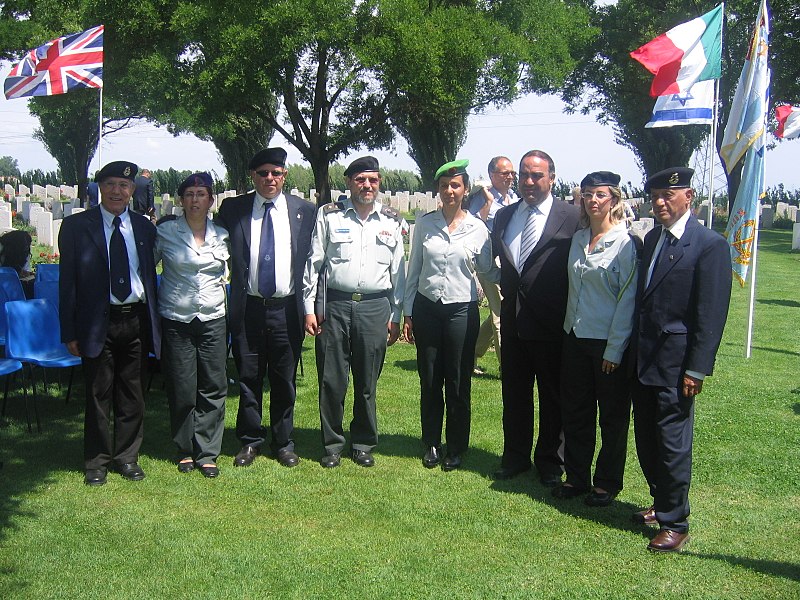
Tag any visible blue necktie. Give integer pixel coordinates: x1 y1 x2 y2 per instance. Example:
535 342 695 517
258 201 276 299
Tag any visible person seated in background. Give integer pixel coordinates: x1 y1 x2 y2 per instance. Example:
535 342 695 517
0 229 34 298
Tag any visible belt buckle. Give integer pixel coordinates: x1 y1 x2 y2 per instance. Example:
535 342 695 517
351 292 362 302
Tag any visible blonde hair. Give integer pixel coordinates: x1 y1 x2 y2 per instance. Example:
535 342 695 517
579 185 625 228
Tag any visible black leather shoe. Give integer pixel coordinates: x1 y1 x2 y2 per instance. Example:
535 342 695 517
320 453 341 468
442 454 462 472
539 475 562 488
276 448 300 467
492 464 531 481
352 449 375 467
84 468 107 486
177 460 195 474
116 462 145 481
585 489 616 507
551 484 587 499
423 446 442 469
199 464 219 478
234 446 258 467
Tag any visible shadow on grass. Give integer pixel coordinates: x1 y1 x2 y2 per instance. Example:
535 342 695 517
792 402 800 415
757 299 800 308
721 341 800 357
682 552 800 582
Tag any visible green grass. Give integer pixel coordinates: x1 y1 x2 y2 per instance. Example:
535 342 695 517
1 231 798 599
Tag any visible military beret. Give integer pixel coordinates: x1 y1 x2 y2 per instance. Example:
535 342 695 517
344 156 380 178
177 172 214 197
96 161 137 183
248 147 287 170
580 171 621 189
434 159 469 181
644 167 694 193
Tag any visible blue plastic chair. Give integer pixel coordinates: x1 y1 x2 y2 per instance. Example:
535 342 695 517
0 358 24 428
35 263 60 282
4 299 81 433
0 268 26 347
34 279 60 312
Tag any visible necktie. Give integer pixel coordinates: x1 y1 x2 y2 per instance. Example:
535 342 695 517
646 230 672 287
110 216 132 302
258 201 276 299
518 205 538 269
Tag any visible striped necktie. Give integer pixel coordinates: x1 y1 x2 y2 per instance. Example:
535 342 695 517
518 205 538 269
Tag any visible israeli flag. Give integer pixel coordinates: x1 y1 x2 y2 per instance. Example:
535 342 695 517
645 79 714 128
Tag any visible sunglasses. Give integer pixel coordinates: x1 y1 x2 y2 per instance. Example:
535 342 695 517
255 169 285 178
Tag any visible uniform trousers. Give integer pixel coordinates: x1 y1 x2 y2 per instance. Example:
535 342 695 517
632 379 694 533
162 316 227 464
232 295 302 453
315 296 390 455
499 330 565 479
560 331 631 493
412 294 478 455
474 272 502 366
82 304 148 470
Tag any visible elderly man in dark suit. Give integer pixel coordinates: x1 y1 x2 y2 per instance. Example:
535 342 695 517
490 150 581 484
216 147 316 469
59 160 160 486
631 167 731 553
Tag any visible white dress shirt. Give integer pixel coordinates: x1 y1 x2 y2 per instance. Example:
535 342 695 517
248 191 293 297
99 205 145 305
502 194 553 272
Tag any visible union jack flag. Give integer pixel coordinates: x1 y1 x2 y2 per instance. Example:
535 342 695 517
4 25 104 100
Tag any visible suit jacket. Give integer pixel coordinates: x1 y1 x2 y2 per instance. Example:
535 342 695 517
216 191 315 336
492 198 581 341
132 175 154 214
634 215 731 386
58 207 160 359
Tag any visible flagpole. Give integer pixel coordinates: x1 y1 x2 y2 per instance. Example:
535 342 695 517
705 80 719 229
745 182 760 359
97 87 103 168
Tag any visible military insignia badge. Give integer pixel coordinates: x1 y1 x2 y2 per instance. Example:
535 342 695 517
668 172 679 185
123 166 131 176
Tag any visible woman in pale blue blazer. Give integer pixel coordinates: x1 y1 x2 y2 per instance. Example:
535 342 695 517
155 173 230 478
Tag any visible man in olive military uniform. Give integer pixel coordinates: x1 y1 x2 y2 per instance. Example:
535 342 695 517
303 156 406 468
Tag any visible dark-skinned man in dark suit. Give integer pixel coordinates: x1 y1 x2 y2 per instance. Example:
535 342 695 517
59 160 160 486
490 150 580 485
631 167 731 553
216 147 315 469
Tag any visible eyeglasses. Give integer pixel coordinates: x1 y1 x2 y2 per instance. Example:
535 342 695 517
354 176 380 185
255 169 285 178
183 191 209 199
492 170 516 178
581 191 611 201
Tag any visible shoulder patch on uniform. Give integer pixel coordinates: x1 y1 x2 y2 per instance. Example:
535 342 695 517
323 201 345 214
380 205 402 223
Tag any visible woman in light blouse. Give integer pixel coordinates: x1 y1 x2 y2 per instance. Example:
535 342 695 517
553 171 638 506
155 172 230 478
403 159 498 471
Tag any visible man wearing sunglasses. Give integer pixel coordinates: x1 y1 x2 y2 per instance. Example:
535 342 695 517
302 156 406 468
216 147 316 469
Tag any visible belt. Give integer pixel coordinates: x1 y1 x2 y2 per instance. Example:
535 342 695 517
248 294 294 308
109 302 144 316
328 289 389 302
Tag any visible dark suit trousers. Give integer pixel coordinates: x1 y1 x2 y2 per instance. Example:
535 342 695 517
500 332 565 478
632 380 694 533
82 307 148 470
412 294 479 456
232 295 302 452
560 332 631 493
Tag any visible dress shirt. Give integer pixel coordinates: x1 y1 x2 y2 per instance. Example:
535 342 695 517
155 216 230 323
563 222 638 363
467 186 519 232
99 205 145 305
502 194 553 272
303 199 406 321
404 210 498 316
248 191 292 297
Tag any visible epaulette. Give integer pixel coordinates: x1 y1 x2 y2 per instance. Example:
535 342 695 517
323 201 345 214
380 205 403 223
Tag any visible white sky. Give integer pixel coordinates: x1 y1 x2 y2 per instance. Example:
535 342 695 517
1 65 798 191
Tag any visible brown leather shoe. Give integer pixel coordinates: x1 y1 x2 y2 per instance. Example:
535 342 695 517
234 446 258 467
633 506 658 526
648 529 689 553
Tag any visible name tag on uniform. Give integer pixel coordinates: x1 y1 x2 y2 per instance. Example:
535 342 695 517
335 228 350 233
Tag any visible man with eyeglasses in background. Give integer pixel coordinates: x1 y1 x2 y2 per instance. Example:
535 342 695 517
303 156 406 468
490 149 580 486
467 156 519 375
216 148 316 469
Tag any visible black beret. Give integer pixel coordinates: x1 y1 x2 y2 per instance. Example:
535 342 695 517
644 167 694 193
344 156 380 178
248 147 287 170
177 172 214 197
96 161 138 183
580 171 621 189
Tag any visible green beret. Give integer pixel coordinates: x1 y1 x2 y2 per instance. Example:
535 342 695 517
434 159 469 181
644 167 694 193
96 161 138 183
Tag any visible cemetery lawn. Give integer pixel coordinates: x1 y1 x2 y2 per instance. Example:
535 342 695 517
1 230 798 599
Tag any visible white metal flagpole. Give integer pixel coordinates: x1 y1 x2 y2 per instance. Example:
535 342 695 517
705 80 719 229
97 87 103 168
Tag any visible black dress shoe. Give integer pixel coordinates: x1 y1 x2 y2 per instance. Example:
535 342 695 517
492 464 531 481
441 454 462 472
320 453 341 468
116 462 145 481
234 446 258 467
551 484 588 499
585 489 616 507
423 446 442 469
177 460 195 474
84 468 107 486
351 449 375 467
199 464 219 478
276 448 300 468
